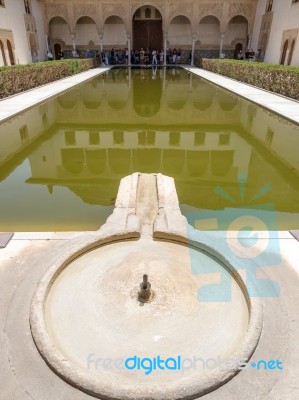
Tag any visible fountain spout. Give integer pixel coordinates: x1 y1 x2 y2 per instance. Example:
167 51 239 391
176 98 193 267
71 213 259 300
138 274 155 303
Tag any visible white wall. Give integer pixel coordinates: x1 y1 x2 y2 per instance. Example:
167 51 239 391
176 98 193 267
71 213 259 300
103 24 127 47
168 22 192 46
0 0 46 65
32 0 47 62
251 0 267 51
197 21 221 46
252 0 299 65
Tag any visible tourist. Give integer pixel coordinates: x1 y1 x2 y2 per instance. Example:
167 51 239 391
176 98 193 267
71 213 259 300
72 49 79 58
47 50 53 61
248 48 255 61
145 48 150 64
152 49 158 65
125 48 129 64
172 48 177 64
57 49 64 60
95 50 101 65
104 51 109 65
134 49 140 64
140 48 145 64
110 48 115 64
177 48 181 63
237 50 243 60
130 50 135 64
86 49 93 58
166 48 170 64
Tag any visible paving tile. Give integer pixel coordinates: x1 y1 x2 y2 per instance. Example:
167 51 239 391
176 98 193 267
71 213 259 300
0 233 14 248
290 230 299 241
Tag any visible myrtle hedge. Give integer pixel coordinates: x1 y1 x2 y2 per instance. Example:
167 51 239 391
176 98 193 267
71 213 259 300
201 59 299 100
0 58 95 99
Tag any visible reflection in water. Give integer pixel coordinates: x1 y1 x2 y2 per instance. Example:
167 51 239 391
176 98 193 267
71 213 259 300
133 68 163 117
0 67 299 230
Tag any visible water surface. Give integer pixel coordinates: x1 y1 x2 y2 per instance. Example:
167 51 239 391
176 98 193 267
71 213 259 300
0 67 298 230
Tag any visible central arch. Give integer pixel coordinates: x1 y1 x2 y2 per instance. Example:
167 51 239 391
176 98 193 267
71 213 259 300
133 5 163 50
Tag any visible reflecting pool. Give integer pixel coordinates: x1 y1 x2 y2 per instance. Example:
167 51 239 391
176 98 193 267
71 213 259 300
0 67 298 230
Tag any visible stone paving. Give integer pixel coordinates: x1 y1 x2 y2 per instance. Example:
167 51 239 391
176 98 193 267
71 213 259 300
186 67 299 125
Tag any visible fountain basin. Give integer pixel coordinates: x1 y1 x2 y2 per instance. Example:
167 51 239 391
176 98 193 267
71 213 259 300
30 173 263 400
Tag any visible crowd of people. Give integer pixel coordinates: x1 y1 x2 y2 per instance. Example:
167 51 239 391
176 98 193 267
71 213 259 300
236 48 261 62
100 47 184 65
47 47 187 64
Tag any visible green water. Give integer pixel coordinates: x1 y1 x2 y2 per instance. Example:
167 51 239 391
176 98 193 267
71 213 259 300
0 67 299 231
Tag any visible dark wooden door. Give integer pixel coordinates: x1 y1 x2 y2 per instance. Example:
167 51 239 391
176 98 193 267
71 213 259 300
133 20 163 50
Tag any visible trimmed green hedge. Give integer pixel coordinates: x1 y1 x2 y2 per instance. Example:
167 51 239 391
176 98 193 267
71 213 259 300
201 59 299 100
0 58 95 99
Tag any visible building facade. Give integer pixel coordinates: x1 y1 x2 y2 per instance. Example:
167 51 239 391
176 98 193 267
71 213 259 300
0 0 298 66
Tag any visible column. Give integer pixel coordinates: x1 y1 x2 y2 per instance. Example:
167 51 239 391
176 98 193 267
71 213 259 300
127 35 131 66
99 34 103 54
71 34 76 51
45 35 49 52
219 33 224 58
191 35 196 66
163 34 167 66
247 34 252 49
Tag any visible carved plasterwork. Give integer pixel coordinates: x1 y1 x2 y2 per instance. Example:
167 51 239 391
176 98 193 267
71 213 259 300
228 2 254 20
73 3 98 23
169 3 193 21
0 29 15 48
198 3 223 22
102 3 127 20
45 3 70 26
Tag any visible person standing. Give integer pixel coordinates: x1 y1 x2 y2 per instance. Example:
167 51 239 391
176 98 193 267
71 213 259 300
110 48 115 64
172 48 177 64
47 50 54 61
177 48 181 63
57 49 64 60
140 48 145 64
145 48 150 64
152 49 157 65
248 48 255 61
166 48 170 64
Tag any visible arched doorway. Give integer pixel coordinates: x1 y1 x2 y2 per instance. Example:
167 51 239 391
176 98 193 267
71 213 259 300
7 40 15 65
0 40 7 66
133 5 162 50
280 40 288 65
54 43 61 60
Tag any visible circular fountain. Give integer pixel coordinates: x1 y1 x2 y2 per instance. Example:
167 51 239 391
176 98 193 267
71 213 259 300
30 173 262 400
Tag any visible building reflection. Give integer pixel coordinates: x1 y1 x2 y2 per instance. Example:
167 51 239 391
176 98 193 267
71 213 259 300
0 68 298 214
